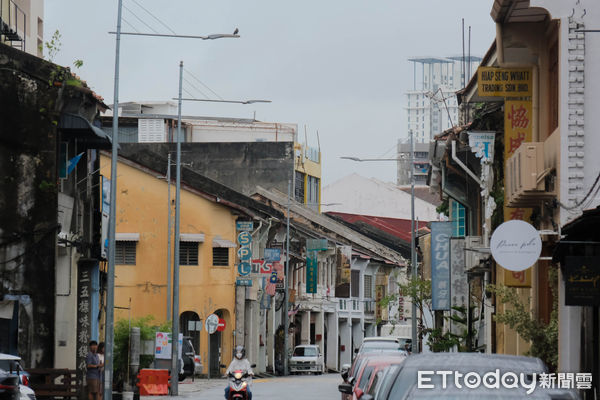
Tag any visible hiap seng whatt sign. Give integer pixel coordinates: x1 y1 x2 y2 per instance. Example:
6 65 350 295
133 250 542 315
477 67 532 97
431 222 452 311
490 220 541 272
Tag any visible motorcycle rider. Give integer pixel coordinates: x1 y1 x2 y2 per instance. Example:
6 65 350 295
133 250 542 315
224 345 254 400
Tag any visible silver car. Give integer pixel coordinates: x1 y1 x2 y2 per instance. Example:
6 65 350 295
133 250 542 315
289 345 325 374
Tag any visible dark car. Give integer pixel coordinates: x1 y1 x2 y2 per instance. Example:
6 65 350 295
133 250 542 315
339 355 407 400
180 337 200 381
0 369 19 400
365 353 580 400
0 355 29 387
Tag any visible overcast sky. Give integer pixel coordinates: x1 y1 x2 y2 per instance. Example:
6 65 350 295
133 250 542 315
45 0 495 186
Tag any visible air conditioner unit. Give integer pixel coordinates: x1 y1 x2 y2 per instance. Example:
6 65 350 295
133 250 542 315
465 236 483 271
506 142 554 207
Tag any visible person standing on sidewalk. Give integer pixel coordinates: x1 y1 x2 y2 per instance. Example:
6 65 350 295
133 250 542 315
86 341 103 400
97 342 105 400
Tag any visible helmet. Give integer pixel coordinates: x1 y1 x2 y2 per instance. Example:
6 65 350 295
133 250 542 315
234 345 246 360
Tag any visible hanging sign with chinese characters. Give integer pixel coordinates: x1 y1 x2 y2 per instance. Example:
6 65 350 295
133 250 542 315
306 251 318 294
477 67 532 97
503 100 534 286
431 222 452 311
76 262 94 386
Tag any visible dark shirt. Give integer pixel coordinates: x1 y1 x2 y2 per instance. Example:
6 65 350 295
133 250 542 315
86 352 101 380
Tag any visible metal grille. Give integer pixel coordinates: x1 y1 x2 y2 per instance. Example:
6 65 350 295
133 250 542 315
364 275 373 298
212 247 229 266
180 242 199 266
115 241 136 265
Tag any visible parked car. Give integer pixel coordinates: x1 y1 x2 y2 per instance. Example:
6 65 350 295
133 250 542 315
0 369 19 400
18 385 35 400
364 353 580 400
0 355 29 387
358 337 411 355
339 355 406 400
289 345 325 374
341 337 408 383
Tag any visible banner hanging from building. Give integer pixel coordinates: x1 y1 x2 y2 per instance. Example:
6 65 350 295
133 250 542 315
431 222 452 311
335 246 352 298
503 100 534 287
306 250 318 294
477 67 532 97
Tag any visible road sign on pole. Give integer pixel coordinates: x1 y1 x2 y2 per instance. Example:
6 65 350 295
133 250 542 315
205 314 219 334
217 318 226 332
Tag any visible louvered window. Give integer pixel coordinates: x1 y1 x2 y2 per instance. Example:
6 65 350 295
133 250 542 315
364 275 373 299
180 242 199 266
116 241 136 265
212 248 229 266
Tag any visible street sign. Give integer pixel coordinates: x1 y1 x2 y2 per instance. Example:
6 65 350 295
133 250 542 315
306 250 318 294
237 231 252 246
237 247 252 261
264 248 281 262
217 318 226 332
236 221 253 231
238 262 251 276
236 278 253 287
205 314 219 334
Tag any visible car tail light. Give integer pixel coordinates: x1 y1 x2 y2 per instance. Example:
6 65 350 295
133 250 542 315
0 384 16 390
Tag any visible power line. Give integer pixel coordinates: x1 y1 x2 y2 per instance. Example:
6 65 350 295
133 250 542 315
183 77 211 100
121 17 139 33
558 171 600 211
184 68 224 100
123 4 159 34
128 0 177 35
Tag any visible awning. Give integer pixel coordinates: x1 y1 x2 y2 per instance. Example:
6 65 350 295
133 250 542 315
59 113 114 150
115 233 139 241
212 237 237 248
180 233 205 242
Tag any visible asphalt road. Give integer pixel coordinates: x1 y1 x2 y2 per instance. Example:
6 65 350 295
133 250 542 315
195 373 341 400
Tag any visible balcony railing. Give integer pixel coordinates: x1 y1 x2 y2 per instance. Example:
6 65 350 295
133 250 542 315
0 0 26 51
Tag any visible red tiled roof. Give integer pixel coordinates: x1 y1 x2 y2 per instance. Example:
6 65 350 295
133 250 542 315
327 212 430 243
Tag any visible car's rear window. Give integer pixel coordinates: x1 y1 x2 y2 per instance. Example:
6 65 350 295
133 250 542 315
293 347 317 357
361 341 403 352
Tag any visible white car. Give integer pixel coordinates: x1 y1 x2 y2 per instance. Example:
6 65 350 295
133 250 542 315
289 345 325 374
0 353 35 400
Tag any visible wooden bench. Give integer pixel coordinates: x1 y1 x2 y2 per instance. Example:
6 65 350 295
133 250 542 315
27 368 79 399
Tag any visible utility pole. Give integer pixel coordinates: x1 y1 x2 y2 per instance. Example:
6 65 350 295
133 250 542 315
104 1 123 399
283 179 291 376
166 153 172 321
170 61 184 395
410 129 418 354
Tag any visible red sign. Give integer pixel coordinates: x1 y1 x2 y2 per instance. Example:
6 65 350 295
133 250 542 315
217 318 226 332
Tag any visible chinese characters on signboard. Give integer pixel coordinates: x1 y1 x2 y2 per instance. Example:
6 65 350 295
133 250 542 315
431 222 452 311
76 262 93 385
503 100 533 287
306 251 318 294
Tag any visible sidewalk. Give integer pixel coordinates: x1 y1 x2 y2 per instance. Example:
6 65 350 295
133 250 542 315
140 377 227 400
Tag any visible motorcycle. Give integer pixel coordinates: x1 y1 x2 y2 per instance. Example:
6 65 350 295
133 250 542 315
221 363 256 400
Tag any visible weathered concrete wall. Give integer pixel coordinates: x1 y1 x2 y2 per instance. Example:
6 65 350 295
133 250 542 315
0 43 61 367
119 142 294 196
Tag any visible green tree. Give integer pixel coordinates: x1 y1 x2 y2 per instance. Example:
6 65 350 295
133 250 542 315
113 316 171 386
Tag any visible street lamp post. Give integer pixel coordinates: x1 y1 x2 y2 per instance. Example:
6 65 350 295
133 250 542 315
104 3 240 397
339 131 419 354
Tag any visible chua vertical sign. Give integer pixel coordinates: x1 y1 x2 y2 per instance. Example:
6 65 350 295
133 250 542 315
431 222 452 311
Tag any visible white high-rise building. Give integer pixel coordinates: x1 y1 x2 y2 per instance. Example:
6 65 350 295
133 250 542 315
0 0 44 57
406 56 481 143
